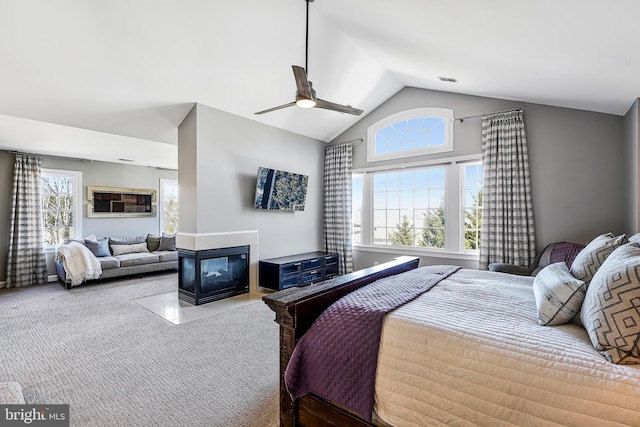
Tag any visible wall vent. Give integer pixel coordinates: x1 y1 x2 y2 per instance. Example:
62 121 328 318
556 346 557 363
438 76 458 83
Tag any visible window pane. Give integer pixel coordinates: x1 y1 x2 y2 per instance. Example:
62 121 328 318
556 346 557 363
372 167 446 249
463 163 483 251
41 173 75 246
352 175 363 244
161 180 179 234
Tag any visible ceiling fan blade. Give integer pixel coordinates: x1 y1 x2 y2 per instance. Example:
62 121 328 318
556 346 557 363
255 102 296 115
292 65 314 100
315 98 363 116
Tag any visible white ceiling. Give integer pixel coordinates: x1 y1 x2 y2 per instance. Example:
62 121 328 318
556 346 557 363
0 0 638 170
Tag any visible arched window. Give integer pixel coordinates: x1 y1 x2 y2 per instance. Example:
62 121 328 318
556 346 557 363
367 108 453 162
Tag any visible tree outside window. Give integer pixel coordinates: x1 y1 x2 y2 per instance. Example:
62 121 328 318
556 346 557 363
161 179 179 234
41 169 82 247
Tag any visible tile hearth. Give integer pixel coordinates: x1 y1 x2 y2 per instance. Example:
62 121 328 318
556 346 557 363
132 291 267 325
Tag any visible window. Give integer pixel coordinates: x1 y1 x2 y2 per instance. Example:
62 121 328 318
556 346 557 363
353 158 483 255
367 108 453 162
463 163 483 250
352 174 363 245
160 179 179 234
373 167 445 248
41 169 82 247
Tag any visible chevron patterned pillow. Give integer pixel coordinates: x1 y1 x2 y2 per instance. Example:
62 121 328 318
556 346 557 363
580 243 640 364
569 233 628 284
533 262 586 326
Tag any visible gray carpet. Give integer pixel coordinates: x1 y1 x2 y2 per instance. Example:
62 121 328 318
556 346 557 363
0 272 280 427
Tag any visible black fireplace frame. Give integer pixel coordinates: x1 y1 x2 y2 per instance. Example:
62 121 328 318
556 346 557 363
177 245 250 305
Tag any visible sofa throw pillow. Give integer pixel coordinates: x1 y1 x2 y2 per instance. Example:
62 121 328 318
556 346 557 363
158 233 176 251
84 234 98 243
109 235 147 246
580 243 640 364
532 262 586 326
111 242 149 256
147 234 161 252
84 238 111 257
569 233 628 284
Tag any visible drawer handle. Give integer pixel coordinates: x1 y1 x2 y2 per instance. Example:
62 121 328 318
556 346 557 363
307 270 318 274
308 259 318 263
293 263 301 266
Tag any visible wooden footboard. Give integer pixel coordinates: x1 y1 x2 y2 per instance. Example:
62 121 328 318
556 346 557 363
262 256 420 427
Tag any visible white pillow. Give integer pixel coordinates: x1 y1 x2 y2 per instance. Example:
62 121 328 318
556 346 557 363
110 242 149 256
532 262 586 326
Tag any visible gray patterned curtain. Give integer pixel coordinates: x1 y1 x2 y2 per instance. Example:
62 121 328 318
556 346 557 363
324 144 353 274
479 109 536 269
6 154 47 288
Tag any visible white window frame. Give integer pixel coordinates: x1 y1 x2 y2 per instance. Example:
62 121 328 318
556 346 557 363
353 154 481 259
159 178 178 234
41 168 82 250
367 107 454 163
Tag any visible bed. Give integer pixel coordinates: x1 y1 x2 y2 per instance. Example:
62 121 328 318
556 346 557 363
262 256 640 426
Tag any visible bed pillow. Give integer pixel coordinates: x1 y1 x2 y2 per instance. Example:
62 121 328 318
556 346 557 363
629 232 640 245
532 262 586 326
569 233 628 284
580 243 640 364
158 233 176 251
110 242 149 256
147 234 161 252
84 238 110 257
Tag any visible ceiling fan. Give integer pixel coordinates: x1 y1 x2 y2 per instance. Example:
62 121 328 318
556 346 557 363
255 0 363 116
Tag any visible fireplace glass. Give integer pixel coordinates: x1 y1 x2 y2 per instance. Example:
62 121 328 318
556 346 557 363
178 246 249 305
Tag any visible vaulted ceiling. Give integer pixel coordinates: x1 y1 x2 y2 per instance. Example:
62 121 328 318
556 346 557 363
0 0 638 169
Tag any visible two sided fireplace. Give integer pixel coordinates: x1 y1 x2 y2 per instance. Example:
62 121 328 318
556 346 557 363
177 245 249 305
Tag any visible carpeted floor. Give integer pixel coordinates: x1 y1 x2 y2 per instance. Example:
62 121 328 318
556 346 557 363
0 272 280 426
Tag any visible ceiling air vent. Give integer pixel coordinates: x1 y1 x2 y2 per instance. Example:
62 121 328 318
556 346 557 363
438 76 458 83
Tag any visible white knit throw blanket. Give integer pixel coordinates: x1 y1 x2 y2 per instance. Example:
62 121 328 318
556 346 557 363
55 242 102 286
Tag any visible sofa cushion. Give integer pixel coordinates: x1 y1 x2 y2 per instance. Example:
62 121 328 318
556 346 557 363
147 234 161 252
158 233 176 251
155 250 179 263
98 256 120 270
569 233 628 284
116 252 160 267
85 238 110 257
111 242 149 256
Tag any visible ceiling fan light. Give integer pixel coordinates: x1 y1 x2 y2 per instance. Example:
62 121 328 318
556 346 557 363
296 98 316 108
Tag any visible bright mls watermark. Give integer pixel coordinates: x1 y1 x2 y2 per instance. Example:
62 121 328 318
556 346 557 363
1 405 69 426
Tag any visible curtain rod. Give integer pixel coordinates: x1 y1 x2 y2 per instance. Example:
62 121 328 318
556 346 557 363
327 137 363 146
454 106 525 123
8 150 93 162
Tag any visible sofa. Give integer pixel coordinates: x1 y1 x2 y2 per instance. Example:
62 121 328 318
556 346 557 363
488 241 586 276
55 233 178 288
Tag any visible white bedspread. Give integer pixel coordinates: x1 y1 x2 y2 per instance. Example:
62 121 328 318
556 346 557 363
374 269 640 426
55 242 102 287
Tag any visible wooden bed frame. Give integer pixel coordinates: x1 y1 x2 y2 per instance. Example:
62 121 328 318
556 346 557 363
262 256 420 427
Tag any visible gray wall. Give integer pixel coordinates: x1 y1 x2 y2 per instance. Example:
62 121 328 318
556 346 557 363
178 103 325 260
41 157 178 238
623 98 639 235
332 87 626 270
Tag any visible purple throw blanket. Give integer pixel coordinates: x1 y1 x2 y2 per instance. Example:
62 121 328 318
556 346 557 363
284 265 461 422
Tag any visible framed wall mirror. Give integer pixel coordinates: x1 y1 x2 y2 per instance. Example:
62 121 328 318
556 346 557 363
87 186 157 218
